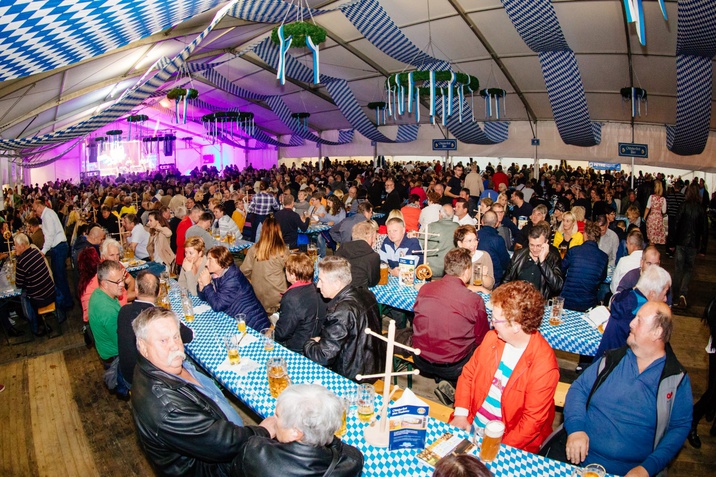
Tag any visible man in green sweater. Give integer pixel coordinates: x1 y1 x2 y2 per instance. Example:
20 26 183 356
89 260 125 363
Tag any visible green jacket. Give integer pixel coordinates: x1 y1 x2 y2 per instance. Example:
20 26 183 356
89 288 121 360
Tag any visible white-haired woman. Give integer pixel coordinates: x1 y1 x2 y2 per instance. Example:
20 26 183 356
233 384 363 476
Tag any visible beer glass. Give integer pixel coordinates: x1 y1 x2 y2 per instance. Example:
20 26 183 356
266 356 290 398
379 263 389 285
479 420 505 462
236 313 247 334
472 263 483 287
223 334 240 365
549 297 565 325
335 396 348 438
357 384 375 423
181 295 194 323
571 464 606 477
307 243 318 262
261 327 275 351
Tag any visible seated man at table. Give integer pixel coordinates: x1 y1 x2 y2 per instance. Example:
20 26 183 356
14 233 55 336
379 217 422 276
426 205 459 278
186 211 220 250
595 265 671 359
117 270 193 388
562 301 691 477
502 221 563 299
122 213 150 260
413 248 489 386
560 220 608 312
131 307 276 476
89 260 125 365
304 256 385 381
610 228 644 294
232 384 363 477
274 194 309 249
450 281 559 453
335 221 380 288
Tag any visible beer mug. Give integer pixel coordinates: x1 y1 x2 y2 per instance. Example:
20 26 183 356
357 383 375 423
266 356 291 398
379 262 389 285
307 243 318 262
472 263 483 287
261 327 275 351
223 334 240 365
549 297 565 325
181 295 194 323
479 420 505 463
571 464 606 477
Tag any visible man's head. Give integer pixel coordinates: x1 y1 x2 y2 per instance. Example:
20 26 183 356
356 201 373 219
282 194 294 208
482 210 498 228
285 253 314 283
135 270 159 300
583 220 602 243
87 226 106 246
316 256 352 299
454 199 469 219
189 205 203 224
13 233 30 255
511 190 524 206
25 217 41 234
122 213 140 232
134 307 186 376
213 203 226 218
100 238 121 261
530 204 547 225
274 384 344 446
97 259 125 299
386 217 406 245
352 221 376 247
101 205 112 219
434 183 444 197
626 229 645 255
197 212 214 230
640 245 661 273
444 247 472 283
527 221 551 259
439 204 455 220
628 301 672 353
453 165 463 178
32 199 46 216
384 178 395 193
636 264 671 302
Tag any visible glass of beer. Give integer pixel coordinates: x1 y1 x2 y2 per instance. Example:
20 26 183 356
335 397 348 438
357 384 375 423
378 262 389 285
307 243 318 262
236 313 247 334
472 263 483 287
267 356 290 398
572 464 606 477
549 297 565 326
157 294 171 310
223 334 240 365
479 419 505 463
261 327 275 351
181 295 194 322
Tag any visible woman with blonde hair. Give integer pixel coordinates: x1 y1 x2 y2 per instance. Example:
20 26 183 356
571 205 586 232
240 216 288 314
644 180 667 244
178 236 207 295
553 211 583 258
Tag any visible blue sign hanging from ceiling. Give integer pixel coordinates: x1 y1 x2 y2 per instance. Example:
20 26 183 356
589 162 621 171
619 142 648 158
432 139 457 151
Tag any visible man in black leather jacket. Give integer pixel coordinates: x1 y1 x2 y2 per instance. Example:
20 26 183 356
232 384 363 477
305 256 386 381
503 221 564 299
131 307 276 477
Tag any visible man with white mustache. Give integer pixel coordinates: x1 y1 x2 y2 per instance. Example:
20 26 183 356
131 307 277 476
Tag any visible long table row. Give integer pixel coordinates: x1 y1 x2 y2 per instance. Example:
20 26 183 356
167 280 607 476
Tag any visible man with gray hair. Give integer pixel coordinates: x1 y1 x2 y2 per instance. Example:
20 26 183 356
14 232 55 336
595 264 672 359
233 384 364 476
426 204 459 278
477 210 510 285
335 221 380 288
131 307 276 476
89 260 125 364
304 256 385 381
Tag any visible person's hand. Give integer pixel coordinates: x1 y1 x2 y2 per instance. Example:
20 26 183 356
565 431 589 465
389 267 400 277
259 416 278 438
513 243 523 251
449 416 471 432
624 466 649 477
197 268 211 288
538 242 549 263
311 336 321 343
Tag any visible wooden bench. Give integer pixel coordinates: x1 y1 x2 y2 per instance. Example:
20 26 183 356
554 381 571 408
374 379 454 424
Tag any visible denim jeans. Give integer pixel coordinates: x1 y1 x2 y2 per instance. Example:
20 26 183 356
673 245 697 298
20 292 40 334
48 241 73 310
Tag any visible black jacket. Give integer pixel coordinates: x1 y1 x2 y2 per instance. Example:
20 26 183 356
675 201 706 249
132 355 270 477
275 283 327 354
335 240 380 288
232 436 363 477
503 245 564 299
275 207 309 249
304 286 385 381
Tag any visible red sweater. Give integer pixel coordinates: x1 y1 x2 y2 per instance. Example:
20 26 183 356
175 216 193 266
454 330 559 453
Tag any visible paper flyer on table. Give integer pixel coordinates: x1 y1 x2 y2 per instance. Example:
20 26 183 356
388 388 429 451
583 305 610 332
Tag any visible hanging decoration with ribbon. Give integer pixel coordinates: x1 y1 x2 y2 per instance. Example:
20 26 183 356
201 111 255 143
94 136 107 155
166 87 199 124
106 129 123 149
126 114 149 141
291 112 311 131
620 87 648 117
384 71 479 125
367 102 387 125
271 1 326 86
479 88 507 120
623 0 668 46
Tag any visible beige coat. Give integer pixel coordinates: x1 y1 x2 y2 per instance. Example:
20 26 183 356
239 246 287 314
147 225 175 268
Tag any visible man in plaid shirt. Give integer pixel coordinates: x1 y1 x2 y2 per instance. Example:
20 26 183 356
247 181 280 241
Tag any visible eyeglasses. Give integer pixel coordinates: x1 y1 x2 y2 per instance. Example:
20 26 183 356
104 278 124 286
490 319 509 325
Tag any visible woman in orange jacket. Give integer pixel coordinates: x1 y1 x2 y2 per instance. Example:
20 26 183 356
450 280 559 453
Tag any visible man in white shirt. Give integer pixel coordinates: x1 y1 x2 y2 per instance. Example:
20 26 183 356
32 199 73 316
453 198 477 226
610 228 645 294
122 213 150 260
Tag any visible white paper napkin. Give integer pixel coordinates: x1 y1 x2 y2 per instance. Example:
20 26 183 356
582 305 610 330
193 304 212 315
216 357 260 375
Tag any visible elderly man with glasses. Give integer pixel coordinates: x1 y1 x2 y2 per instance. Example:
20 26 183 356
88 260 127 366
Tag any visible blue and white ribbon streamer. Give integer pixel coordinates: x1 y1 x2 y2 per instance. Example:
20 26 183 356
306 35 320 84
275 25 292 85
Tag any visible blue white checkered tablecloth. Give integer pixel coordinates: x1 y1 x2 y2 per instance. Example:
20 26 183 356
302 224 331 234
370 277 419 312
229 240 254 253
125 262 149 273
0 287 21 299
372 213 385 220
604 265 615 284
167 280 591 477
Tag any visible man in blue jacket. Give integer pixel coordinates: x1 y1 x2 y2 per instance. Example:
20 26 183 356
561 221 608 311
477 210 510 285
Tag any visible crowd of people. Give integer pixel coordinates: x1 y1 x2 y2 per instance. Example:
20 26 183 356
0 157 714 476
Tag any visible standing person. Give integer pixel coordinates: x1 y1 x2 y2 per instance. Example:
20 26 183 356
14 233 56 336
445 164 464 199
146 211 174 269
644 180 667 245
246 181 281 242
32 199 73 317
688 295 716 448
240 217 288 315
665 185 685 257
673 183 706 309
464 162 484 205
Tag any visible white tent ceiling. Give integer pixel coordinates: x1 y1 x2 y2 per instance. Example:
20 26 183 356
0 0 714 166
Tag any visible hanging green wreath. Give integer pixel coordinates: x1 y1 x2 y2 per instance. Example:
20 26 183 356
386 71 480 93
367 102 387 110
166 88 199 100
106 130 123 136
271 21 327 48
126 114 149 123
291 112 311 120
479 88 507 98
620 87 647 99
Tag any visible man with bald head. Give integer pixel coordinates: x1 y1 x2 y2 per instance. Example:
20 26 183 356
72 225 106 269
616 246 671 306
477 210 511 286
562 301 692 477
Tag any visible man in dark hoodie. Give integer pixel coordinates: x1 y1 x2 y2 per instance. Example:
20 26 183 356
335 221 380 288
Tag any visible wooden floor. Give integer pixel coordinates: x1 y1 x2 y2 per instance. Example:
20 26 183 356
1 233 716 476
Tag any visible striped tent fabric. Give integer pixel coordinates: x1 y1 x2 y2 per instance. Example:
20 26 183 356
500 0 601 147
0 0 225 81
666 0 716 156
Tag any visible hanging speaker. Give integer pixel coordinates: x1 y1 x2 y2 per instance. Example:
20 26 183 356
88 143 98 163
163 135 176 156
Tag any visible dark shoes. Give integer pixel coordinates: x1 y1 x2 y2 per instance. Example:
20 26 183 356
434 381 456 407
688 428 702 449
674 295 688 309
